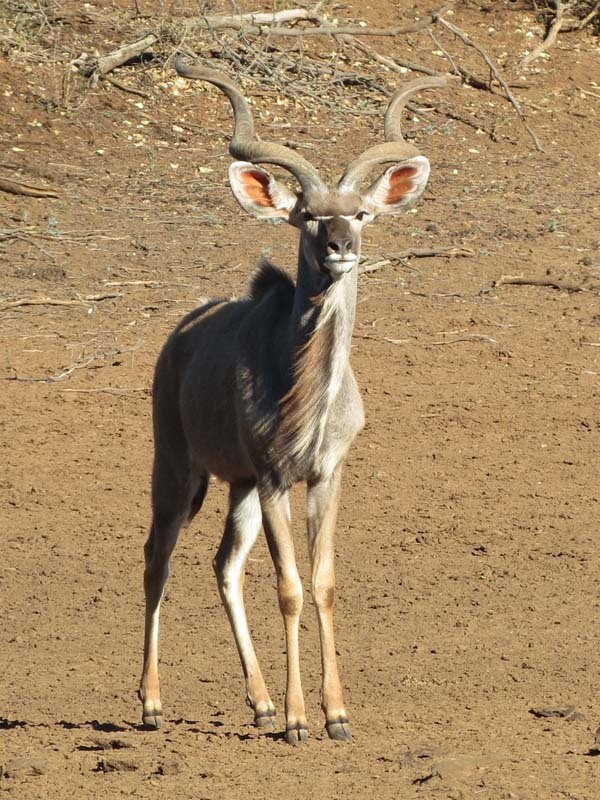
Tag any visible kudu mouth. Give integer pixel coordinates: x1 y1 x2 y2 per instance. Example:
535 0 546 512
322 252 358 281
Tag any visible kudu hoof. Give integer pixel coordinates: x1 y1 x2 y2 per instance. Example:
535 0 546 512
285 724 309 746
139 687 163 730
326 718 352 742
255 709 277 730
142 711 163 730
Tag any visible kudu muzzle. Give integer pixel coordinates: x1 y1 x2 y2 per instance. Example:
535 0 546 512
322 218 358 281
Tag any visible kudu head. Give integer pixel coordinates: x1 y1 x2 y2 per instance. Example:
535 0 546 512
175 56 446 282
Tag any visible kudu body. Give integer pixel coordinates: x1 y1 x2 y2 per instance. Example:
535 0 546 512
140 55 446 744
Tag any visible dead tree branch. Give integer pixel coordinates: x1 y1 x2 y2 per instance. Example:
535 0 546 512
72 33 158 85
430 334 497 345
1 347 137 384
359 247 474 274
0 294 120 311
519 1 565 71
387 246 475 260
572 1 600 29
560 1 600 30
436 13 544 151
0 176 60 198
197 6 449 36
495 275 598 293
346 37 441 77
104 75 151 98
202 9 322 28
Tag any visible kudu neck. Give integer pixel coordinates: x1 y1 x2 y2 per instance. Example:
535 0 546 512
291 233 359 355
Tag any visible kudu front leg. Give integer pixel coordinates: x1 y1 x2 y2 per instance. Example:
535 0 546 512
260 492 308 745
307 467 351 741
213 484 276 728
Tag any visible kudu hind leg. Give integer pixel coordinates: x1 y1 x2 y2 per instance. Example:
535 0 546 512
214 484 276 728
140 473 208 729
307 468 351 741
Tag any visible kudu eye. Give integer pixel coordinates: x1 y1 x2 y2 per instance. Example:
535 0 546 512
355 210 369 222
302 210 316 222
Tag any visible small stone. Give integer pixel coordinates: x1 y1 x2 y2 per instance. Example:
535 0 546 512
89 737 132 751
156 760 182 776
4 756 48 777
529 705 575 719
97 757 138 773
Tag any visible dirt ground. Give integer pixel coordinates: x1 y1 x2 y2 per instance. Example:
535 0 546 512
1 2 599 798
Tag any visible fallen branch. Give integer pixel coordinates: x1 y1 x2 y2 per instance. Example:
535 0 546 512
495 275 595 293
60 387 148 396
72 33 158 84
1 347 136 384
437 13 543 151
519 1 565 71
346 37 441 77
0 226 32 240
387 246 474 260
560 1 600 31
200 6 449 36
359 247 474 274
203 9 322 28
208 22 435 37
1 226 129 245
432 102 495 136
0 176 60 198
0 293 120 311
430 334 497 345
577 86 600 100
428 27 492 90
359 259 393 274
104 75 151 98
391 246 474 258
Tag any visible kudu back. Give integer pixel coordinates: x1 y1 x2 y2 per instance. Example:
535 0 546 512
139 55 446 744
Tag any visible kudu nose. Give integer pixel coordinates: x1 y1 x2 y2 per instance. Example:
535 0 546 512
327 238 353 256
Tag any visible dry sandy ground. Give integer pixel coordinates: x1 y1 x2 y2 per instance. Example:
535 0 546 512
1 2 599 798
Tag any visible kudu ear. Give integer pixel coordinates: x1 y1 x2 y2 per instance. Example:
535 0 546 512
362 155 430 216
228 162 298 220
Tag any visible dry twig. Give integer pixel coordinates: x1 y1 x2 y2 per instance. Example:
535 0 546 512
430 334 497 345
386 246 475 260
495 275 597 292
345 37 440 77
60 387 148 396
0 294 120 311
104 75 151 98
72 33 158 85
199 7 449 37
202 9 322 29
574 1 600 29
436 12 544 151
0 176 60 198
519 1 565 70
359 247 473 274
1 347 136 384
560 1 600 30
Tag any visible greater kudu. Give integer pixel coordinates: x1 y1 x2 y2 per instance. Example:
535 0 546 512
139 55 446 744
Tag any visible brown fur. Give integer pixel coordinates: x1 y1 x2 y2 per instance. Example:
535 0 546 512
276 297 336 471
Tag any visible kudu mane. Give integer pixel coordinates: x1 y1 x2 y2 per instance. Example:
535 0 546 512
246 258 339 485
